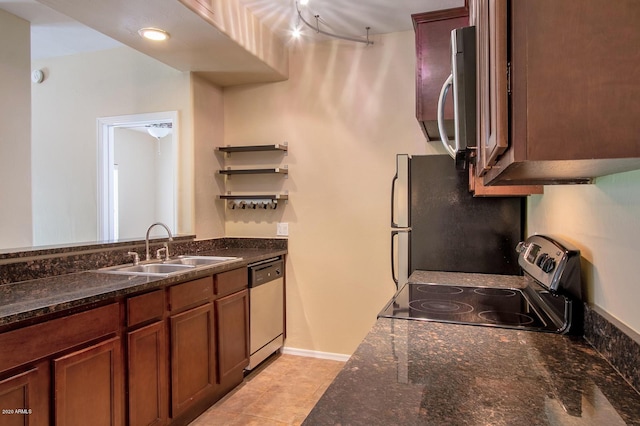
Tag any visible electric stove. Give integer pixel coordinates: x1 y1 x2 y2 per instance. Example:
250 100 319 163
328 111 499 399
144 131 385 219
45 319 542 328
379 235 583 334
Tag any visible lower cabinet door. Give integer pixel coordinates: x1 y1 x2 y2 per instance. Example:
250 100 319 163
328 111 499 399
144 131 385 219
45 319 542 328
53 337 123 426
215 290 249 385
169 303 216 417
127 321 167 426
0 363 49 426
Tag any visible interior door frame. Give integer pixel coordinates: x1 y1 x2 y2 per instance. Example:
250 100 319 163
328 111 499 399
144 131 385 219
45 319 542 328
97 111 179 241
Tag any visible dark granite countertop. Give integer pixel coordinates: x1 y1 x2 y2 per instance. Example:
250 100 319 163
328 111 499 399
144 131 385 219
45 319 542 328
303 271 640 426
0 247 285 329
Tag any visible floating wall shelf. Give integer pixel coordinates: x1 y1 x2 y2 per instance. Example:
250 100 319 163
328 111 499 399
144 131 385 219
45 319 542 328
216 143 288 154
218 167 288 176
216 143 289 211
218 194 288 201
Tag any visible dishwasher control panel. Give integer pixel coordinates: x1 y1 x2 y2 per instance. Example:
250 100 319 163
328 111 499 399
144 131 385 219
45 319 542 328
249 258 283 287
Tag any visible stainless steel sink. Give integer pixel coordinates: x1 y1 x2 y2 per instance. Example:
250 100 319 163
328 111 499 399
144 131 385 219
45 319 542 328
114 263 194 274
97 255 240 277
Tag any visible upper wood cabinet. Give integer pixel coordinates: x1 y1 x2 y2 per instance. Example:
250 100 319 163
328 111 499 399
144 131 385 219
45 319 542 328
477 0 640 185
413 2 541 196
412 7 469 142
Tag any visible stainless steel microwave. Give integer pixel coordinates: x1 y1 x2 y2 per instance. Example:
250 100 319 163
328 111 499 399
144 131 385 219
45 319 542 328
437 26 476 170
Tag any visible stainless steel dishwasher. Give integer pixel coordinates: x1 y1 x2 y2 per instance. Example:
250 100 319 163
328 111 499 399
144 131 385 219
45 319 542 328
246 257 284 370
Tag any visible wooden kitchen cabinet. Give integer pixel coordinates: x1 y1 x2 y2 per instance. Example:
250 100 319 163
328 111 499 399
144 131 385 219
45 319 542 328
470 0 542 196
0 364 49 426
0 266 254 426
215 289 249 386
168 276 217 419
127 322 167 426
169 304 216 417
413 2 540 196
53 337 124 426
126 290 167 426
0 303 121 425
477 0 640 185
412 6 469 142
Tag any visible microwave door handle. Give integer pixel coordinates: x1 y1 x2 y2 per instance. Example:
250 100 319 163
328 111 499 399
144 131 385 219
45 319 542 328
437 73 457 159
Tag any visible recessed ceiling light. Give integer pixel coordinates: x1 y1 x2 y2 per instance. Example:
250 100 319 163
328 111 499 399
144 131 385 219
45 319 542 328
299 0 309 5
138 27 170 41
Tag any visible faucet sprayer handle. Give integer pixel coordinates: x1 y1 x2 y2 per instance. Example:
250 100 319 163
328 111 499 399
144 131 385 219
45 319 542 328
156 243 170 261
127 251 140 265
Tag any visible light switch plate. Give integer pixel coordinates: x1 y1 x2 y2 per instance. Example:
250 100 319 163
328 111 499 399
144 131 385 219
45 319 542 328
276 222 289 236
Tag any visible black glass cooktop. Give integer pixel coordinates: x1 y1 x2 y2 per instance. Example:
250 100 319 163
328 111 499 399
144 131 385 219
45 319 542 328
378 283 561 332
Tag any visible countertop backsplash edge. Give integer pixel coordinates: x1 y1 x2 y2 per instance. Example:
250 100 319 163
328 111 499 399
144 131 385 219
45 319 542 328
584 303 640 394
0 237 288 285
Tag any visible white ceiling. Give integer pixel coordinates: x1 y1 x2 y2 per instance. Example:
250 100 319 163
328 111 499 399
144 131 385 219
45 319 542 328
0 0 464 84
0 0 122 59
237 0 464 41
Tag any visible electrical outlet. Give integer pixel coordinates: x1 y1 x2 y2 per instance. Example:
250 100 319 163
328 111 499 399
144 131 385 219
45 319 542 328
276 222 289 236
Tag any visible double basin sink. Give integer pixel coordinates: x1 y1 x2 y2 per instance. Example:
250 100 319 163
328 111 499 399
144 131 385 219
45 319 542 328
98 256 240 277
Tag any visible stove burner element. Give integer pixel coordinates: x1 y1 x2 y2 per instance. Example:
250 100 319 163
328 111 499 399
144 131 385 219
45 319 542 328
473 288 517 297
478 311 536 326
409 299 474 315
416 285 464 295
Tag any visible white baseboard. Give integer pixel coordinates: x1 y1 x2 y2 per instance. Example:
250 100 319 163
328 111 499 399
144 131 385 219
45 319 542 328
281 346 351 362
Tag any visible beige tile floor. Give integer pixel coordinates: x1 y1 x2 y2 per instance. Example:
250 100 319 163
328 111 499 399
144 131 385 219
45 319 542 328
189 354 345 426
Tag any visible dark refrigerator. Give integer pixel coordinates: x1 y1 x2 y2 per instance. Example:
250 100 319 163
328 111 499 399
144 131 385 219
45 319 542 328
391 154 523 288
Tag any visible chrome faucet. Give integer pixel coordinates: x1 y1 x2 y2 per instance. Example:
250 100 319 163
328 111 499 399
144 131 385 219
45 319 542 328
145 222 173 261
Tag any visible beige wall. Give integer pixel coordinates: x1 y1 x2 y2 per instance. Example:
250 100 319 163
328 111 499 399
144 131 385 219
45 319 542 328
527 170 640 335
31 47 193 245
192 75 226 239
223 31 445 355
0 10 32 249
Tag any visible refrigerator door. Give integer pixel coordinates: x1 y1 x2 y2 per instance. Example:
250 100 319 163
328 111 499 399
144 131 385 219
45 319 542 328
409 155 523 275
391 154 411 288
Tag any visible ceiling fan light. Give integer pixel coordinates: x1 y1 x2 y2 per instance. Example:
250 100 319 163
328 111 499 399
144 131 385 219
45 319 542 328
147 127 171 139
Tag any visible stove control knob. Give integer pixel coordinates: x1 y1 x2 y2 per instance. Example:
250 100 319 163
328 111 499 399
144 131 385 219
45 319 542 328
540 256 556 273
536 253 548 268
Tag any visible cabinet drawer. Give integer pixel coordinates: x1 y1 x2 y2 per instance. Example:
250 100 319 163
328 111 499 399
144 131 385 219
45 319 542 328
0 303 120 374
169 277 213 312
127 290 165 327
214 268 248 298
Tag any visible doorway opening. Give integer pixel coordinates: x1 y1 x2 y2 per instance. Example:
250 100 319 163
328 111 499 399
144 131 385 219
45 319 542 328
97 111 178 241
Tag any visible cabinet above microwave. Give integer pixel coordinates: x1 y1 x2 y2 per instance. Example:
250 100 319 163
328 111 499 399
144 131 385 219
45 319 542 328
475 0 640 186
